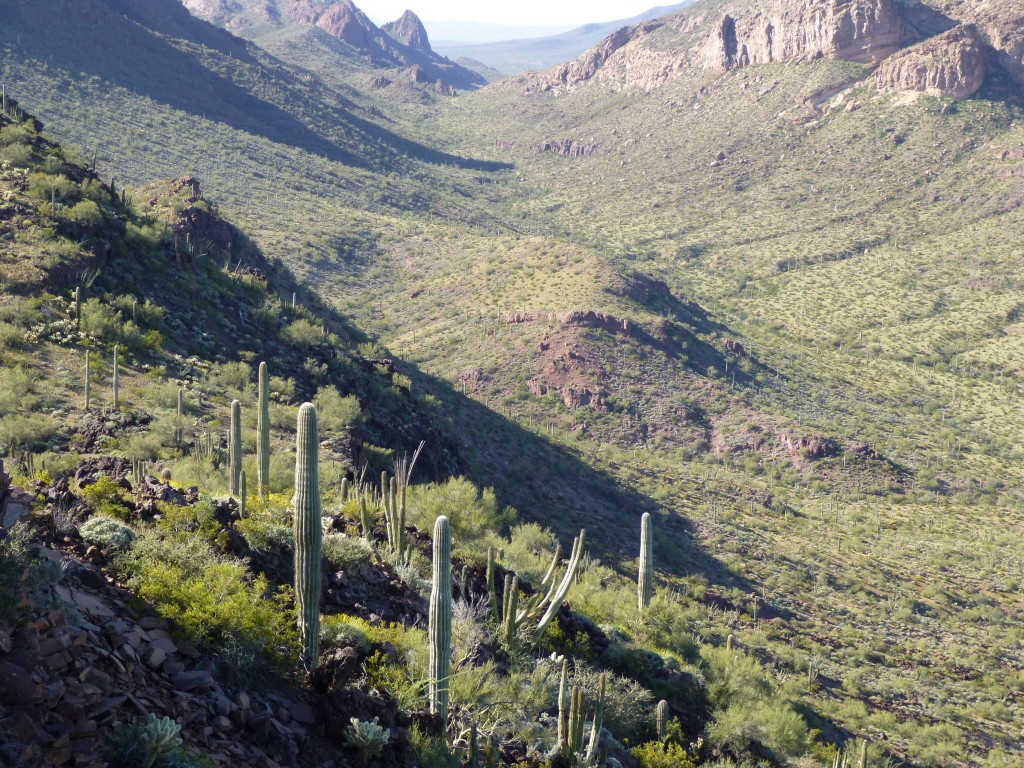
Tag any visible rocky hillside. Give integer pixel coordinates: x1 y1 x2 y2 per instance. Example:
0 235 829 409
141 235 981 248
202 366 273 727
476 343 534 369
181 0 486 91
511 0 1023 99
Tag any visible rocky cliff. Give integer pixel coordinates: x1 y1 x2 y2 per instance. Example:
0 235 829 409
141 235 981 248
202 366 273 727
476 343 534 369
701 0 913 70
180 0 485 89
876 24 986 99
511 0 1023 101
382 9 431 52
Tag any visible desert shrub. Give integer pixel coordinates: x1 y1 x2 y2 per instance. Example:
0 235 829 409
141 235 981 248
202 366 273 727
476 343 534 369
570 664 655 746
406 477 512 556
114 529 298 667
407 724 459 768
79 475 133 519
0 321 26 350
154 500 221 544
627 591 701 661
27 172 79 204
322 532 372 572
0 413 59 454
314 386 361 432
0 365 37 414
208 360 251 394
282 318 322 348
321 614 372 653
79 515 136 551
0 123 33 146
64 200 103 228
701 646 810 758
0 143 32 167
633 741 698 768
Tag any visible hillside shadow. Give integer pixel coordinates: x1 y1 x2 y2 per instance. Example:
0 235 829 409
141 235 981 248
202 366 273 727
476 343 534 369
407 367 755 594
3 0 511 173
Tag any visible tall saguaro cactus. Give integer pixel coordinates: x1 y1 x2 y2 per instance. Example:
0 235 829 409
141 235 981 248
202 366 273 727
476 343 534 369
174 387 184 445
294 403 323 669
84 351 91 411
256 361 270 498
112 344 119 411
74 286 81 328
638 512 653 613
428 515 452 722
229 399 242 496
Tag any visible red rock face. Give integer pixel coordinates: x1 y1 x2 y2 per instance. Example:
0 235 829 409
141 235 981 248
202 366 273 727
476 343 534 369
876 25 987 99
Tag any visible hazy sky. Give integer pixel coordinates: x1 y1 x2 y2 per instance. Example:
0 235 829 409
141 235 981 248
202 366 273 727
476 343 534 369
360 1 664 26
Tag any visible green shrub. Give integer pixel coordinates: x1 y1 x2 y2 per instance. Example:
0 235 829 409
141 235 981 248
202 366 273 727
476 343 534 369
321 614 372 653
407 477 512 558
322 533 373 572
64 200 103 228
27 172 79 204
0 123 33 146
633 741 698 768
79 515 136 551
282 318 322 348
79 475 133 519
115 530 298 667
0 143 32 167
314 386 362 432
0 321 26 350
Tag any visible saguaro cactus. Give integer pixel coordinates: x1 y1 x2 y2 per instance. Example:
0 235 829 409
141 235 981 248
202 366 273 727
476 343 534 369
74 286 81 328
239 470 247 519
175 387 184 445
638 512 653 613
294 403 322 669
584 673 606 765
429 515 452 722
256 361 270 498
84 351 91 411
229 399 242 496
112 344 119 411
656 699 669 742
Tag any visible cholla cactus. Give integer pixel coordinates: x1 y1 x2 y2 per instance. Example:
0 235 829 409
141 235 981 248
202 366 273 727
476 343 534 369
346 716 390 767
139 714 182 768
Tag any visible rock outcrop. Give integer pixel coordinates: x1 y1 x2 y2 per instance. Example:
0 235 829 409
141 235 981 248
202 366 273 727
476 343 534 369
702 0 914 70
382 9 431 52
509 0 1023 99
876 25 987 99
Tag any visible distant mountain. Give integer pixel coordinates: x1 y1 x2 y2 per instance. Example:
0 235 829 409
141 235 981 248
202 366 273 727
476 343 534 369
431 2 692 74
181 0 485 90
425 21 575 46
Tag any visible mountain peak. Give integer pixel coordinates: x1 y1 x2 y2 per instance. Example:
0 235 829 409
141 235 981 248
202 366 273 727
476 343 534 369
382 9 430 52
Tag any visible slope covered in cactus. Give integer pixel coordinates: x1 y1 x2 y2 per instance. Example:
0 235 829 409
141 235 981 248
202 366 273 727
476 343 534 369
0 101 455 480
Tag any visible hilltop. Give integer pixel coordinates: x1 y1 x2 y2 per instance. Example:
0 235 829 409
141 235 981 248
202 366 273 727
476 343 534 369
181 0 485 91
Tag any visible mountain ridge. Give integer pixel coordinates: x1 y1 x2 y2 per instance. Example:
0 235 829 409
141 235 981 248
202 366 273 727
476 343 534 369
181 0 486 90
505 0 1024 99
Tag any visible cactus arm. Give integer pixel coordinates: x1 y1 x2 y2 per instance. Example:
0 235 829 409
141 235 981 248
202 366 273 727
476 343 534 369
534 529 586 636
